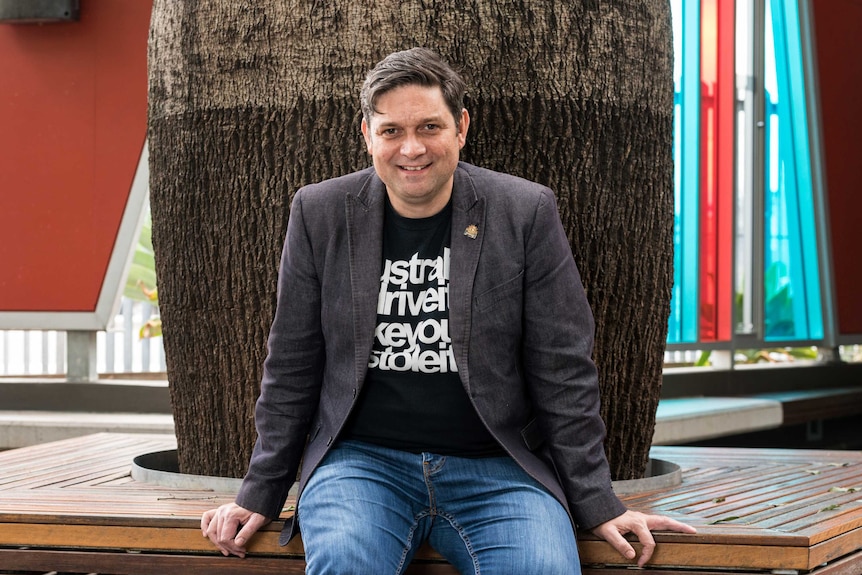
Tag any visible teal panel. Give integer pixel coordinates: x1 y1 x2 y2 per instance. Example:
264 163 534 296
668 0 700 345
763 0 824 341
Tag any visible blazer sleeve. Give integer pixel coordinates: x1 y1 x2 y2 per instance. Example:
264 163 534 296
521 188 628 530
235 189 325 519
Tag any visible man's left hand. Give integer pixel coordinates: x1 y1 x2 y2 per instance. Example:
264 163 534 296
591 510 697 567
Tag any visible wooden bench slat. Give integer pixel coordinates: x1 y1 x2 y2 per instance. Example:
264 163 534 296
0 547 461 575
2 433 862 574
578 539 811 570
809 527 862 569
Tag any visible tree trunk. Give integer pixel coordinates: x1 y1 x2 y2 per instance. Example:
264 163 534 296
148 0 673 480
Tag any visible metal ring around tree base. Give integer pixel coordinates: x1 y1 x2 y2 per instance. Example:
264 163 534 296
132 450 681 496
611 459 682 496
131 449 243 493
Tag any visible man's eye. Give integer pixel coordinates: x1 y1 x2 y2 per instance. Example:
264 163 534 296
423 124 439 131
381 128 398 136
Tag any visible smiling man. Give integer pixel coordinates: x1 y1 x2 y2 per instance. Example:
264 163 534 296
360 81 468 218
202 47 695 574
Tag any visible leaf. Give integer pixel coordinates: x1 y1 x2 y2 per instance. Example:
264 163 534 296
709 516 739 525
123 209 158 302
804 469 821 475
139 318 163 339
712 497 726 503
819 504 841 512
829 487 858 493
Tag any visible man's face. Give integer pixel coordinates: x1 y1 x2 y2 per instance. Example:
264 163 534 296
361 84 469 218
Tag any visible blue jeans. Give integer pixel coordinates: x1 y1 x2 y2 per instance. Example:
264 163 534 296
297 440 582 575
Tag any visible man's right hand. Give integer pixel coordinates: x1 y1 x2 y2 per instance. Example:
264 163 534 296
201 502 271 558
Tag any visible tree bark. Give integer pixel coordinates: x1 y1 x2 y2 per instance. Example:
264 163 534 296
148 0 673 480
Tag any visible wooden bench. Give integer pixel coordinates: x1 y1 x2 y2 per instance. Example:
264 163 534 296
2 433 862 574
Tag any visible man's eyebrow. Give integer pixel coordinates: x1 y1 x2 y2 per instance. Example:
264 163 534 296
374 113 448 128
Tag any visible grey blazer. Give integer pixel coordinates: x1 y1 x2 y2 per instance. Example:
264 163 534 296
235 162 627 545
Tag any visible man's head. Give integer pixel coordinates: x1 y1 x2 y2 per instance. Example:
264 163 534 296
360 47 467 128
359 49 470 218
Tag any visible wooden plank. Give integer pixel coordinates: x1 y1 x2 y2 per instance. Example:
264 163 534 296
578 539 811 570
809 527 862 570
583 569 761 575
0 522 448 563
582 547 862 575
0 433 176 489
811 548 862 575
9 545 856 575
0 548 460 575
3 434 862 574
629 461 861 513
0 522 300 555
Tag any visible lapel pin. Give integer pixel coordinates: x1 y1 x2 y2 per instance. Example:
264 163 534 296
464 224 478 239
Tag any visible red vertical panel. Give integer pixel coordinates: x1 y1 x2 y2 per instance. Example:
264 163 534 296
0 1 150 312
811 0 862 336
716 0 735 341
699 0 719 341
698 0 734 343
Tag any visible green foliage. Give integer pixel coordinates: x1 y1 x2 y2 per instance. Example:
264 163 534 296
123 211 161 338
124 212 157 302
693 346 818 367
694 351 712 367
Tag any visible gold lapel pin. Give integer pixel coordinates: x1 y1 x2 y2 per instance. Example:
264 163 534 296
464 224 478 239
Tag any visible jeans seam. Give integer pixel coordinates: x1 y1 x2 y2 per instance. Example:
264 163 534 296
396 511 430 575
438 510 480 575
422 455 444 513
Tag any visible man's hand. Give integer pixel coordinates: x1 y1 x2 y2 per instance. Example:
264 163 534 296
201 502 271 558
591 510 696 567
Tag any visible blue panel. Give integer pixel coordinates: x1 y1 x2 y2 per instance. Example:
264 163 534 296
668 0 701 345
763 0 824 341
669 89 683 343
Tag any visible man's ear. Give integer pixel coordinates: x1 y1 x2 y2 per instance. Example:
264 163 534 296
361 118 373 154
457 108 470 149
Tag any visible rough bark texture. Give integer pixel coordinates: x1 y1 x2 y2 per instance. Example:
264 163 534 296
148 0 673 480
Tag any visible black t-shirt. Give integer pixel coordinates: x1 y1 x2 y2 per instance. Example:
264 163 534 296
343 197 503 457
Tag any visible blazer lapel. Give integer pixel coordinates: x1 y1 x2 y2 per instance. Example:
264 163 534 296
449 166 485 390
346 173 385 390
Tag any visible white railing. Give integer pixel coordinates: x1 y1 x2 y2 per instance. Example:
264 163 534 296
0 299 165 377
2 303 858 376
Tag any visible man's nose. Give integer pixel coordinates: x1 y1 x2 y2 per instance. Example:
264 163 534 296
400 134 425 157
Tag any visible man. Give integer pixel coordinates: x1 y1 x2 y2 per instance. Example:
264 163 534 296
202 47 695 574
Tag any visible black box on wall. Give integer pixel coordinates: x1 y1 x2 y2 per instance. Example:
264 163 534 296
0 0 80 23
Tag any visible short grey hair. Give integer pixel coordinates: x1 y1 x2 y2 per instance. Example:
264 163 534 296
360 47 467 127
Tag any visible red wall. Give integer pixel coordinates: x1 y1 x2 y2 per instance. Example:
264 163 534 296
812 0 862 336
0 1 150 312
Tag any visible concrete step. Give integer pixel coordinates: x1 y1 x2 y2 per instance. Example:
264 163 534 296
0 411 175 449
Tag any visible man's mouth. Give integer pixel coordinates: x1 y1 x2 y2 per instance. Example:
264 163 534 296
400 164 429 171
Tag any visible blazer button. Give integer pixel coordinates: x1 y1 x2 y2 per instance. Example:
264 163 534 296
352 388 357 398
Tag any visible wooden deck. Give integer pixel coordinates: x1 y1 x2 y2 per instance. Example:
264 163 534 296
1 433 861 574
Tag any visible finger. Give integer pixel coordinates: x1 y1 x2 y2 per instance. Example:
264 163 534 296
646 514 698 534
630 523 657 567
235 513 267 547
597 526 637 563
210 511 242 557
201 509 214 536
